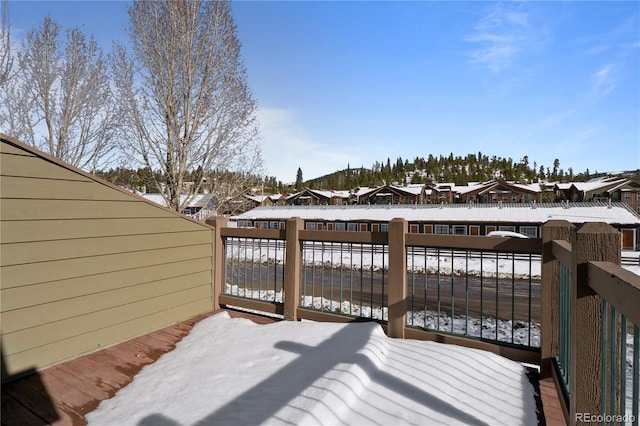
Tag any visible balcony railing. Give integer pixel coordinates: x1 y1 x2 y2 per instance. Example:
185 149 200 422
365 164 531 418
212 217 542 365
208 216 640 425
542 221 640 425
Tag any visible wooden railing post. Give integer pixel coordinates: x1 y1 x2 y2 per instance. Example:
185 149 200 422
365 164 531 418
541 220 574 378
571 222 620 424
207 216 228 311
284 217 303 321
388 218 407 338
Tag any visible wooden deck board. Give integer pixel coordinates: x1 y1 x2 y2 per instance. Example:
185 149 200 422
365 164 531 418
539 378 567 426
1 309 564 425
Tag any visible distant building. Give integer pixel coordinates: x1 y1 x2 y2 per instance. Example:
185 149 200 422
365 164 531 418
141 193 216 220
231 202 640 250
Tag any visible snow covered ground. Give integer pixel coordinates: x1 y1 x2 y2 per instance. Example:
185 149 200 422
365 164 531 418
86 312 538 426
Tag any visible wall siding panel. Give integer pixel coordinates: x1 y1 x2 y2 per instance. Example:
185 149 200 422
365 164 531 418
1 175 136 201
1 244 212 288
1 257 213 310
1 218 209 243
2 299 212 376
2 272 212 334
1 153 90 181
3 284 212 353
0 136 216 382
2 231 213 265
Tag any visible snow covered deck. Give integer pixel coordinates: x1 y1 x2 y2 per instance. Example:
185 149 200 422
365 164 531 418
1 309 564 425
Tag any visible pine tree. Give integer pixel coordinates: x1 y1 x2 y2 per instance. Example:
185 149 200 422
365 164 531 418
295 167 303 190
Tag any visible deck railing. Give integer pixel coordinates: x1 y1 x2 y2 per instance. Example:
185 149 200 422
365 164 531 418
210 217 640 425
209 217 542 364
541 220 640 426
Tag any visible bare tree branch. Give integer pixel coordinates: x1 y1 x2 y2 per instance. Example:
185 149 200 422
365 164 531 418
2 16 118 171
0 0 14 87
112 0 261 212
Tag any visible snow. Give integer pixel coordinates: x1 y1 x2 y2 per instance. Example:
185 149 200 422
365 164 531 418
225 285 541 348
86 312 538 426
232 202 640 225
227 240 542 280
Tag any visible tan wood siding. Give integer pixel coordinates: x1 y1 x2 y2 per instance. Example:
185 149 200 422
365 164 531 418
2 272 212 335
2 299 212 376
1 175 137 201
1 218 210 243
1 137 216 381
2 231 213 265
1 199 179 220
1 152 90 182
1 244 212 288
2 257 212 311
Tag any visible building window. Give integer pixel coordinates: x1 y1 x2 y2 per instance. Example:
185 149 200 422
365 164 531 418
625 192 631 200
452 225 467 235
347 223 359 232
637 192 640 200
381 223 389 232
305 222 316 230
498 225 516 232
260 221 269 229
511 194 518 202
270 221 279 229
519 226 538 238
434 225 449 234
335 222 346 231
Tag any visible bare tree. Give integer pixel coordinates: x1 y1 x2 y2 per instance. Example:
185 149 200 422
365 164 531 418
0 0 13 87
112 0 261 213
2 16 117 171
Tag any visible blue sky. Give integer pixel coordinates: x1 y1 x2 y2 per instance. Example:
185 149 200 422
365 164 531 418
7 1 640 183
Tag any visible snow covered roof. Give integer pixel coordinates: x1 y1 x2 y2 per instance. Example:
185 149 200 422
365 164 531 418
555 183 572 190
392 184 423 195
510 183 542 193
351 187 378 197
232 202 640 225
570 178 627 192
244 194 266 203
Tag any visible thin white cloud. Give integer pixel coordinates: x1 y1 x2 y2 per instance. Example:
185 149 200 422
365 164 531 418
466 3 547 73
536 108 578 129
590 64 617 98
256 108 356 184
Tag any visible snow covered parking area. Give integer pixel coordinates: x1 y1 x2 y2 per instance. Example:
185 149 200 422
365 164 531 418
87 312 538 426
